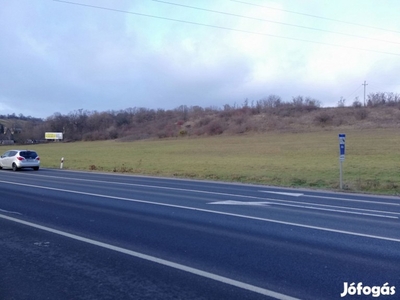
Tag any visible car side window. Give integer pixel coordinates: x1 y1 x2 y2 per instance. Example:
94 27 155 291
1 151 9 157
9 151 17 157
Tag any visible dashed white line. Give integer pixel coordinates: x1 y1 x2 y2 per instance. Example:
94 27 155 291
261 191 304 197
209 200 270 206
209 200 398 219
0 180 399 242
0 208 22 215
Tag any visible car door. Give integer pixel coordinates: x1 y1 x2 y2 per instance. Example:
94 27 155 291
3 151 18 168
0 151 10 168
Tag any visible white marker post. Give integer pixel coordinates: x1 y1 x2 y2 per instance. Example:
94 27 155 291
60 157 64 169
338 134 346 189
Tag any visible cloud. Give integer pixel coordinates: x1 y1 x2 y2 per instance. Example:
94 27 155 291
1 0 400 118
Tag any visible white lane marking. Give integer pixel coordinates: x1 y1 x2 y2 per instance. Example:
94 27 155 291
15 174 399 217
268 203 397 219
22 175 400 218
0 208 22 215
208 201 398 219
0 213 300 300
261 191 304 197
1 180 400 243
209 201 270 206
8 173 259 200
8 172 400 207
268 192 400 207
264 199 400 216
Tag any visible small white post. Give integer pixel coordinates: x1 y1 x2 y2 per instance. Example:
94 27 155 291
60 157 64 169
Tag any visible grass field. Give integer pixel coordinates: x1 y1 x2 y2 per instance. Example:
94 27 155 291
2 127 400 194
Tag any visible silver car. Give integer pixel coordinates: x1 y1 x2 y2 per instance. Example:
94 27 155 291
0 150 40 171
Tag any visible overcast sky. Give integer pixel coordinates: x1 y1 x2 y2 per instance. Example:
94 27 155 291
1 0 400 119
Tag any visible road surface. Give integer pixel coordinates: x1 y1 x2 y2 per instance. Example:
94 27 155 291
0 169 399 299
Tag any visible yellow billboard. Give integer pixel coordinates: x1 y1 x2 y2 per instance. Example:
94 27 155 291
45 132 63 140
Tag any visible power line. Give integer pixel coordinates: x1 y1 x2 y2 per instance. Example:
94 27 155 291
52 0 400 56
346 84 363 100
153 0 400 46
231 0 400 35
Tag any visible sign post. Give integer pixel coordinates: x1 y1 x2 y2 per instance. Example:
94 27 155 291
339 133 346 189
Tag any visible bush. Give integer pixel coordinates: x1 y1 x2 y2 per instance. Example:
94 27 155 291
314 112 333 125
354 108 368 120
206 120 225 135
197 116 212 127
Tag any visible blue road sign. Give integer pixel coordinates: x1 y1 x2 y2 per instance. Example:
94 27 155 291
339 133 346 161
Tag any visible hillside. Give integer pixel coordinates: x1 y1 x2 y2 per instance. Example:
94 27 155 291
1 93 400 143
1 100 400 194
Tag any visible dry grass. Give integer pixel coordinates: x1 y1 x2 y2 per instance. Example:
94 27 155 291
3 126 400 194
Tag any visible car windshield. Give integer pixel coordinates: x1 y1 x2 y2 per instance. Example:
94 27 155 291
19 151 38 159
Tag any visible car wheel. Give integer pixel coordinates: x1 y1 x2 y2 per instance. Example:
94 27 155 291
33 167 39 171
12 164 19 171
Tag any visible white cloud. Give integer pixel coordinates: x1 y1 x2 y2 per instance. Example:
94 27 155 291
0 0 399 118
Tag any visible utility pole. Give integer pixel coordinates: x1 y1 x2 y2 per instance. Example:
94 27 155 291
363 80 368 106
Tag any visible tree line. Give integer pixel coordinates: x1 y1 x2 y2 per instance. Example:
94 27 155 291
1 92 399 143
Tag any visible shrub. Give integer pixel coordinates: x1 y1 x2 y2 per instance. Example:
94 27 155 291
206 120 225 135
197 116 212 127
314 112 333 125
354 108 368 120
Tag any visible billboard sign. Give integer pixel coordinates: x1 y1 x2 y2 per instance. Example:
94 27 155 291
45 132 63 140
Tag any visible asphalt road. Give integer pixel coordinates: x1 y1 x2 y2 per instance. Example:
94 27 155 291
0 169 399 300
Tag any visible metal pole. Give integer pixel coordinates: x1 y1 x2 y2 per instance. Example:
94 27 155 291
363 80 368 106
339 160 343 189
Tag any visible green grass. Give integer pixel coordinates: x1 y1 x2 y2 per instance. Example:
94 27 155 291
3 128 400 194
